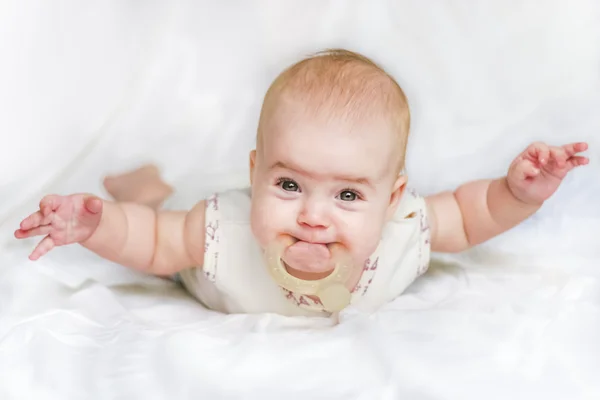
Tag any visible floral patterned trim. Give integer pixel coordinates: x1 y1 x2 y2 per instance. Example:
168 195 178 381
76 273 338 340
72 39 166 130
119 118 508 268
203 194 220 283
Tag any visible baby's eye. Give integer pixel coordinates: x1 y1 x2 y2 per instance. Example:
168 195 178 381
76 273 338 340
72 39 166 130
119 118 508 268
278 179 300 192
338 190 358 202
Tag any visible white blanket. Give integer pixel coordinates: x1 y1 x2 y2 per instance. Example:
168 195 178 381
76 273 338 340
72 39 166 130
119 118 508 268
1 1 599 399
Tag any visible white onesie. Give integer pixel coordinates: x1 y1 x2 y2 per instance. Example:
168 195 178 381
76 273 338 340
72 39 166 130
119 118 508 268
177 187 431 317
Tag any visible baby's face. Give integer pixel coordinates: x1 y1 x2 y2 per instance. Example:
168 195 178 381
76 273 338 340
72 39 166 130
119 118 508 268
249 109 405 272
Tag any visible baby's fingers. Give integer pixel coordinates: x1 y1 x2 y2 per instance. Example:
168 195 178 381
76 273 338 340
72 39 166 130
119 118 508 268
19 210 52 231
514 159 540 179
549 147 568 168
39 195 63 216
562 142 588 157
83 197 103 214
29 235 56 261
19 211 42 231
19 195 63 231
14 225 53 239
526 142 550 165
567 155 589 168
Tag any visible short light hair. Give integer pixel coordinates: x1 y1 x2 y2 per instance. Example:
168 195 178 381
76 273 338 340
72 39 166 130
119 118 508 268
257 48 411 172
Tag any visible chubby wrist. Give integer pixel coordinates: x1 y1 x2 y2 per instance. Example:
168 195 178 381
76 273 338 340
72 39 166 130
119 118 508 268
500 176 545 208
488 177 541 223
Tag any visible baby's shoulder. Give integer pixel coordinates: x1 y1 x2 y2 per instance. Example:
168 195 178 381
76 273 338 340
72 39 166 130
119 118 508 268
205 187 252 223
390 187 428 222
378 187 431 247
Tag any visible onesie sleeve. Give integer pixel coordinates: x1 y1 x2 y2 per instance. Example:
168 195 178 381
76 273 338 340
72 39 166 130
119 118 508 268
381 188 432 295
407 188 432 278
202 188 253 283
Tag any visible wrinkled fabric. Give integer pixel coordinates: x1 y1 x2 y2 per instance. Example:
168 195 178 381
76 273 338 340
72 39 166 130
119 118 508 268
1 1 599 399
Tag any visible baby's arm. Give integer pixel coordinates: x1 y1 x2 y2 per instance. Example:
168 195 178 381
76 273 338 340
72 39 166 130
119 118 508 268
82 200 206 275
15 194 206 276
426 178 537 252
425 142 589 253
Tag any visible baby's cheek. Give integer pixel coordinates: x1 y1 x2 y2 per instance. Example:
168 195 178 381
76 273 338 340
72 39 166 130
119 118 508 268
250 212 271 248
250 196 286 247
250 202 268 247
343 218 381 260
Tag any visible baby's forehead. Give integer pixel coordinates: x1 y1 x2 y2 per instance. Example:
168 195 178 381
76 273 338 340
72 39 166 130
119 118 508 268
263 116 398 181
266 111 395 144
263 88 400 153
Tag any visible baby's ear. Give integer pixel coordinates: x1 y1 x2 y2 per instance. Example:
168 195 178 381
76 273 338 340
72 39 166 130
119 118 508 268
386 174 407 220
249 150 257 184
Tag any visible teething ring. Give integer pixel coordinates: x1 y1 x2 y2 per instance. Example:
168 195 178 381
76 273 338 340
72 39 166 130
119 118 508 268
264 235 354 312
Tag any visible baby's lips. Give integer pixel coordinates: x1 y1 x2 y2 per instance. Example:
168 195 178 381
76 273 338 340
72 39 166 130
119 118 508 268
287 241 331 257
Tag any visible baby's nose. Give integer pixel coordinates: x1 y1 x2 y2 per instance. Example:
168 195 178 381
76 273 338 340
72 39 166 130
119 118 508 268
297 200 330 229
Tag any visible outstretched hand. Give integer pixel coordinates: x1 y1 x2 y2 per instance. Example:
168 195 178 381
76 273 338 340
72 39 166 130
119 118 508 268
14 194 103 260
506 141 589 205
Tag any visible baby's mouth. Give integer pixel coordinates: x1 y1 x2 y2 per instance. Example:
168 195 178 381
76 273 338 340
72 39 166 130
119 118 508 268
282 239 334 276
263 235 355 312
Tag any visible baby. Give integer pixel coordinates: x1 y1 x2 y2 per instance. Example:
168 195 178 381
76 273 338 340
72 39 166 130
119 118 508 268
15 49 589 317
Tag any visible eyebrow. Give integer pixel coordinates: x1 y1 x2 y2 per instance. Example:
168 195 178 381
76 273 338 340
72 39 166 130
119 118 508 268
270 161 374 187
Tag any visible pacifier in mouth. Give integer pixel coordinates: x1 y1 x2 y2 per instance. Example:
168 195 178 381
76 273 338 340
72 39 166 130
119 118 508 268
264 235 354 312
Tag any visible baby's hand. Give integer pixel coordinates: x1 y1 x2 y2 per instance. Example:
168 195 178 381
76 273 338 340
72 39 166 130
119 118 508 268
507 142 589 205
14 194 103 260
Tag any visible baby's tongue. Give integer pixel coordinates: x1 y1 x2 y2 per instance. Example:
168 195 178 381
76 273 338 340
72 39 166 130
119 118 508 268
283 241 332 273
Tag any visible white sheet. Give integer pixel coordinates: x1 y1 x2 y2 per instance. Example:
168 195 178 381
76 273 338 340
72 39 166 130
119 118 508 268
1 1 599 398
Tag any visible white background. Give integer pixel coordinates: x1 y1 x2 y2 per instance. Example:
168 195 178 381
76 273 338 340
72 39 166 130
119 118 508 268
0 1 599 399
